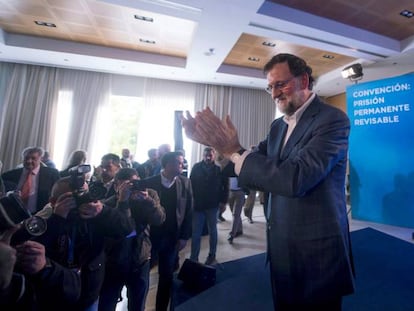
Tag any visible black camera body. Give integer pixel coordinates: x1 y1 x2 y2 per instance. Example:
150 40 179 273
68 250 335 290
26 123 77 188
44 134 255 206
69 164 107 206
130 179 146 192
0 193 30 232
0 193 46 236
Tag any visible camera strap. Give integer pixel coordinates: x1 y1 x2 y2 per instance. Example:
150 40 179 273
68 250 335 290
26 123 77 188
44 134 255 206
67 224 77 267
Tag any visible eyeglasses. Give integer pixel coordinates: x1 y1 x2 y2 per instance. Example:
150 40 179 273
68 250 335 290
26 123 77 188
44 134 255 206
265 76 296 94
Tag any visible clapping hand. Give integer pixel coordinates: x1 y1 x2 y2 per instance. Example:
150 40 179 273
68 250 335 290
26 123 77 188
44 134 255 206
181 107 242 158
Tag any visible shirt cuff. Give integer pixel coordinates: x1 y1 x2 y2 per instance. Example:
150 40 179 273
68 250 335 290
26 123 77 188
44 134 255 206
230 150 250 175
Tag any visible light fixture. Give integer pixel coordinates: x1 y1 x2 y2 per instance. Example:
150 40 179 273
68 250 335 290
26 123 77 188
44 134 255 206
139 38 156 44
248 57 260 62
134 15 154 22
262 41 276 47
204 48 215 56
400 9 413 18
341 63 363 82
34 21 56 27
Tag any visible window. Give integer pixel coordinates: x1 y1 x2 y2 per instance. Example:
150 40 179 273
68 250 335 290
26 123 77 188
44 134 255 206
53 90 73 169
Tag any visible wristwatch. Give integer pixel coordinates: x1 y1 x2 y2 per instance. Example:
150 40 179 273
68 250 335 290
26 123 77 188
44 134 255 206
230 148 246 163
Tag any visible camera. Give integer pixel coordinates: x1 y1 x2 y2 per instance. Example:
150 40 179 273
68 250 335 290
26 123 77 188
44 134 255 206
69 164 107 206
0 192 47 236
130 179 146 192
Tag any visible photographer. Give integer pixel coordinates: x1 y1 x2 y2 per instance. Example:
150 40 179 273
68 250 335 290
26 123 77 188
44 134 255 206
0 221 81 310
34 176 134 311
99 168 165 311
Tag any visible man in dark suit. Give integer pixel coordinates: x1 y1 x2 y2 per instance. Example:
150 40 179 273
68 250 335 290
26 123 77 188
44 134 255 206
182 53 355 311
141 151 193 311
1 147 59 213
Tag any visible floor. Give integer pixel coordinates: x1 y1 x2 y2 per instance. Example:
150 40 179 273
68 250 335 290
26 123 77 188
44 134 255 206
115 200 414 311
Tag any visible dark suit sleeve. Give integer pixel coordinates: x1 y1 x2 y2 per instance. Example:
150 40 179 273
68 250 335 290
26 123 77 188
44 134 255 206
91 204 134 238
238 106 350 197
30 258 81 305
129 189 165 226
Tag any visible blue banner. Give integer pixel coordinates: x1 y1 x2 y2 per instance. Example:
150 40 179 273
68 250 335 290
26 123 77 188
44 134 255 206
346 73 414 228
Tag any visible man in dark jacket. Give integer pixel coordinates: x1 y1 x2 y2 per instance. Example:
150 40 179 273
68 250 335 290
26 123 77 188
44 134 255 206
182 53 355 311
1 223 81 311
142 151 193 311
99 168 165 311
34 177 133 310
2 146 59 213
189 147 228 264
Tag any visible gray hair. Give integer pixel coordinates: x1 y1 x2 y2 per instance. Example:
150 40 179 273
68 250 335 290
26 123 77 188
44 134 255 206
21 146 45 159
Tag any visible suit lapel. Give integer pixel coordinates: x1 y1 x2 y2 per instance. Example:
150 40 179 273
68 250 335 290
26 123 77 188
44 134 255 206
267 120 288 158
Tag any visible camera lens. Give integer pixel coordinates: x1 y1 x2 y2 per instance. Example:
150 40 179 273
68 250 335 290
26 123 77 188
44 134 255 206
23 216 47 236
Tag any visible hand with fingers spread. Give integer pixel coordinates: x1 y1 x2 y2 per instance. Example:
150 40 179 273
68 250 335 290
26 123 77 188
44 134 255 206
181 111 210 146
182 107 243 158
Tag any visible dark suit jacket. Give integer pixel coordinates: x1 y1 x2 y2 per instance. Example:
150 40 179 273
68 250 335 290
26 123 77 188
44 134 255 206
142 174 193 241
238 96 355 304
1 166 60 212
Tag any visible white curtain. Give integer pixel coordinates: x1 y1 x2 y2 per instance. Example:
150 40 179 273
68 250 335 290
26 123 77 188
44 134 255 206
192 84 275 164
0 63 59 170
57 68 111 167
0 61 275 172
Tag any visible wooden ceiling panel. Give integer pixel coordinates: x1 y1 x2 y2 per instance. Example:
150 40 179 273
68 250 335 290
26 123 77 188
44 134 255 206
70 33 106 46
85 1 124 19
13 4 54 19
64 23 99 37
94 16 128 32
46 0 86 12
224 33 357 79
52 9 93 26
0 0 197 59
269 0 414 40
100 30 131 44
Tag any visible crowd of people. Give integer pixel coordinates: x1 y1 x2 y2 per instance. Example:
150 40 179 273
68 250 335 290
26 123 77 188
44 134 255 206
0 143 260 311
1 53 354 311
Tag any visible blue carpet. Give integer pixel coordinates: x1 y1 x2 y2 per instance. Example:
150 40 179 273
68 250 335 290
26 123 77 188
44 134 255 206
175 228 414 311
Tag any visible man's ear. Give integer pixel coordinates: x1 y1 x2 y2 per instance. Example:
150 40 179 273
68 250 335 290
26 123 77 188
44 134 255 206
300 73 309 90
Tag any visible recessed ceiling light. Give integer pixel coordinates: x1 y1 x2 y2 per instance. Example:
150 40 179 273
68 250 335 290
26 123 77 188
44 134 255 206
34 21 56 27
262 41 276 47
248 57 260 62
204 48 215 56
400 9 413 18
322 54 335 59
139 38 156 44
134 15 154 22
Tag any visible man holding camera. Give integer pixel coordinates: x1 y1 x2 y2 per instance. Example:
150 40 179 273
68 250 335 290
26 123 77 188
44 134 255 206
34 176 134 311
0 217 81 310
99 168 165 311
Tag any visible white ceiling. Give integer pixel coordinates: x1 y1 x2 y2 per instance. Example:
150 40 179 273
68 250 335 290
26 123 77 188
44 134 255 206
0 0 413 97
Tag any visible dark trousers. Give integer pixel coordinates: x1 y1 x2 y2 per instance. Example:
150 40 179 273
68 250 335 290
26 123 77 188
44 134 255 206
98 260 150 311
152 237 179 311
